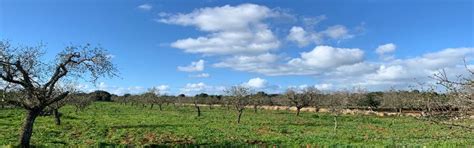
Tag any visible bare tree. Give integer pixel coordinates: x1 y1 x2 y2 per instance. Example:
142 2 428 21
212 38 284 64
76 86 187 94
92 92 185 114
285 87 317 116
194 93 208 117
0 41 116 147
67 92 94 113
431 68 473 119
225 86 251 123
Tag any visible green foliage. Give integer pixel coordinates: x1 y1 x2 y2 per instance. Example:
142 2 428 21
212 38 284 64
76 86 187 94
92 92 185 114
358 92 382 109
0 102 473 147
90 90 112 102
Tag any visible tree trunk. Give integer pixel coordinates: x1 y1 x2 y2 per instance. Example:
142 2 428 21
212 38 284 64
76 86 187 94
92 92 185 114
150 104 154 109
19 110 39 147
197 106 201 117
296 107 301 116
53 109 61 125
237 109 244 124
209 104 212 110
254 105 258 113
333 116 338 132
158 104 162 111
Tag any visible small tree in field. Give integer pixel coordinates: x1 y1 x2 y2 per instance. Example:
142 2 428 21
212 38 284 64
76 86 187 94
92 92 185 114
67 92 94 113
194 93 208 116
286 87 316 116
225 86 251 123
0 41 116 147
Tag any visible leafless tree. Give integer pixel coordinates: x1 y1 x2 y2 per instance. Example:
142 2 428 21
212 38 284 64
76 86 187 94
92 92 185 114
0 41 116 147
431 67 473 119
225 86 251 123
66 92 94 113
194 93 208 117
285 87 317 116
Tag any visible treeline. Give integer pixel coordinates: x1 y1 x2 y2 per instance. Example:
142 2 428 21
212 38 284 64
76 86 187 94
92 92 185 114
109 86 470 119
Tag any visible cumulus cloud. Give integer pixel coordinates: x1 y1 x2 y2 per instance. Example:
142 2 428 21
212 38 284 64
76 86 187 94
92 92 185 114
287 25 355 47
178 60 204 72
215 45 365 76
137 4 152 11
287 26 319 47
242 77 267 88
315 83 333 90
376 43 396 55
288 46 364 69
160 4 280 55
328 47 474 89
322 25 353 40
91 82 145 95
179 82 225 95
153 85 170 94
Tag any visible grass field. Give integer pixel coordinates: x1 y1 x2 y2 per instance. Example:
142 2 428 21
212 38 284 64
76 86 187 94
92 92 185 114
0 102 473 147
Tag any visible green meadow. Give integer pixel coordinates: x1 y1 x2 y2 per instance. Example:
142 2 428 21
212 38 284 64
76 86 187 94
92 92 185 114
1 102 473 147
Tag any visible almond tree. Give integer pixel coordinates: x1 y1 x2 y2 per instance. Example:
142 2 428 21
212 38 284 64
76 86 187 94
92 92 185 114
225 86 251 123
0 41 116 147
432 68 473 119
194 93 208 116
285 87 317 116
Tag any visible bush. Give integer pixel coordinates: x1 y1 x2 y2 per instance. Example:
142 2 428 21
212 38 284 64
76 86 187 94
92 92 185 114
357 92 381 109
90 90 112 101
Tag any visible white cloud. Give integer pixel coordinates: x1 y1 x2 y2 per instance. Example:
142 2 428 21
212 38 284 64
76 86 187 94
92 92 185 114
289 46 364 69
323 25 353 40
328 47 474 90
376 43 396 55
137 4 152 11
160 4 280 55
215 45 365 76
287 25 355 47
242 77 267 88
191 73 210 78
92 82 146 95
302 15 327 27
315 83 333 90
154 85 170 94
287 26 313 47
179 82 225 95
178 59 205 72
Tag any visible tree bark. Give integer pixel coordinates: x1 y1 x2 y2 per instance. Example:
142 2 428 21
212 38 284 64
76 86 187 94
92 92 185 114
53 109 61 125
19 110 39 147
158 104 162 111
237 109 244 124
150 104 154 109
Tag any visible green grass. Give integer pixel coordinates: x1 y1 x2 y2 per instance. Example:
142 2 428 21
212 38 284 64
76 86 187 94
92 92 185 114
1 102 473 147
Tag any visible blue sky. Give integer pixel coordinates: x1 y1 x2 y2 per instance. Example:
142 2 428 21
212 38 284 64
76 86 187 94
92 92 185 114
1 0 473 95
